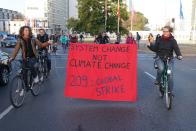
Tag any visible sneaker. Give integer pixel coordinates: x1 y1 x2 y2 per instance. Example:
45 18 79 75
168 92 175 97
47 69 51 75
33 76 39 83
40 76 44 82
159 86 164 98
19 89 25 96
154 80 160 85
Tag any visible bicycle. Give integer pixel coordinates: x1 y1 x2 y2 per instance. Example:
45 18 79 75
10 59 41 108
157 57 173 110
52 45 57 55
37 50 49 81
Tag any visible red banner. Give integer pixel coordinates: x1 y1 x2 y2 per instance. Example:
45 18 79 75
65 43 137 102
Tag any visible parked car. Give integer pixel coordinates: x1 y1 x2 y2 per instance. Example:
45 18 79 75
1 37 17 48
0 50 11 86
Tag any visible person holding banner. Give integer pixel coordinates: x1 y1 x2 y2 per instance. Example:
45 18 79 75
147 26 183 95
126 33 136 44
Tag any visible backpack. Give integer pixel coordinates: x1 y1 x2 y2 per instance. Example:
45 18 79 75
138 35 141 40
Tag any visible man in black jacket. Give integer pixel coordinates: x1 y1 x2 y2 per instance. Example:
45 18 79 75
147 26 183 94
37 29 51 73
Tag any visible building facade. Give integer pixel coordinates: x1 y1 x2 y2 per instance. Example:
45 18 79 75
191 0 196 30
69 0 78 19
9 21 25 34
0 8 23 33
25 0 69 34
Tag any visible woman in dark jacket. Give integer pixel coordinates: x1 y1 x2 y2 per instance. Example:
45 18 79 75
147 26 183 94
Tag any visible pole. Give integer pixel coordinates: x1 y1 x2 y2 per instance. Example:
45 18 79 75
117 0 120 33
130 0 134 31
105 0 107 32
131 12 133 31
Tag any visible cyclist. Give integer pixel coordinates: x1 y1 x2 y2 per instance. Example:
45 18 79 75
60 34 68 53
37 29 51 73
9 26 50 84
147 26 183 94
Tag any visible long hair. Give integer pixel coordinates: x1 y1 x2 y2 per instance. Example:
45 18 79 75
19 26 33 38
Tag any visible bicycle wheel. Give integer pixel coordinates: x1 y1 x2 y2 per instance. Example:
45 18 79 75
31 81 41 96
165 82 172 110
159 85 164 98
44 61 48 79
38 63 44 84
10 76 26 108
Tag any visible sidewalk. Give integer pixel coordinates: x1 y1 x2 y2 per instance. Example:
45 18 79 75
138 41 196 56
82 38 196 56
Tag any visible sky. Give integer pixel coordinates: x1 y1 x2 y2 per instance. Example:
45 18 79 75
0 0 26 12
133 0 192 25
0 0 192 26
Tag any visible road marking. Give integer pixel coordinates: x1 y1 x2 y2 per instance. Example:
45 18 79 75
0 105 13 120
191 69 196 71
55 67 65 69
145 72 156 80
51 54 68 56
51 58 67 60
54 58 66 69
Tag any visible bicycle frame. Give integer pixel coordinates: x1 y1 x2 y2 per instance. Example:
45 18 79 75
20 63 33 90
161 58 171 92
160 57 173 110
37 50 48 79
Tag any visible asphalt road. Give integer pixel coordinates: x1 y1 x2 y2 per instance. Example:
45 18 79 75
0 46 196 131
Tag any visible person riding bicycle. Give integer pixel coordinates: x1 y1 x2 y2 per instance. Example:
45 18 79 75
37 29 51 73
147 26 183 94
60 34 68 53
9 26 50 84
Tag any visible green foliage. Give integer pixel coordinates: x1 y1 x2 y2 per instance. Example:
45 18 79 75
123 12 149 31
67 0 148 34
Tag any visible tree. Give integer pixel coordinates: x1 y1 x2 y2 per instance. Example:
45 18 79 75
67 17 82 33
67 0 129 35
123 12 148 31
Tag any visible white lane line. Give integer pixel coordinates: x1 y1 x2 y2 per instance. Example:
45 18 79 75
51 54 68 56
0 105 14 120
55 67 65 69
145 72 156 80
51 58 68 60
191 69 196 71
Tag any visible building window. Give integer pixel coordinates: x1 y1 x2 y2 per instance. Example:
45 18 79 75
7 13 9 19
12 14 14 19
45 13 48 17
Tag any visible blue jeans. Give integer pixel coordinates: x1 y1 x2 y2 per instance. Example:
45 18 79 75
155 58 174 91
47 54 51 71
22 58 38 87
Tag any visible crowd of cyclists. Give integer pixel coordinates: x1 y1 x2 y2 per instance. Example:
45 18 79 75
0 24 182 109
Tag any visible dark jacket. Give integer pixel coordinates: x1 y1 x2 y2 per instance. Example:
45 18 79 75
126 36 136 44
37 34 49 51
148 35 182 58
37 34 49 43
